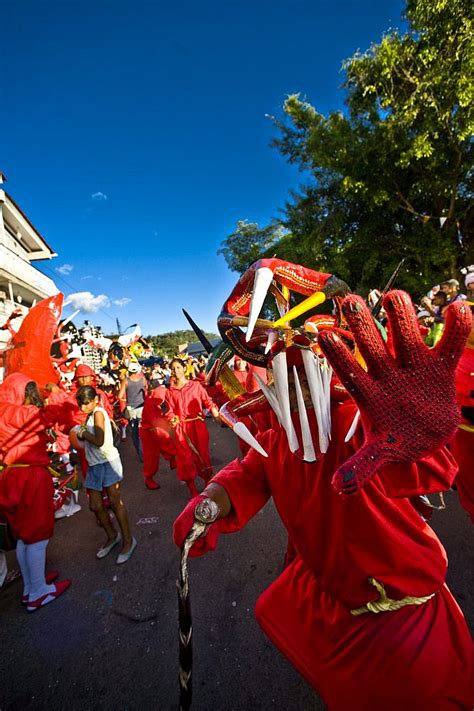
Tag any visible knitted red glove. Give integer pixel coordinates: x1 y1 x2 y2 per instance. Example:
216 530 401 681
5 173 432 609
319 290 472 496
173 495 221 558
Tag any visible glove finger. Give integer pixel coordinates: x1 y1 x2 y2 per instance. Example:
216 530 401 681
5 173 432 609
383 291 426 369
319 330 371 404
432 300 472 368
331 442 393 496
341 294 391 378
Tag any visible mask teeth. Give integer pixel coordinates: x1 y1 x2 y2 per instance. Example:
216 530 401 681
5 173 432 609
321 360 333 440
301 349 329 454
265 331 278 354
292 366 316 462
255 373 283 424
272 350 299 453
246 267 274 343
232 421 268 457
344 409 360 443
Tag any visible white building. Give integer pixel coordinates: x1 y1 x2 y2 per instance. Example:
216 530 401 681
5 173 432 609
0 172 59 348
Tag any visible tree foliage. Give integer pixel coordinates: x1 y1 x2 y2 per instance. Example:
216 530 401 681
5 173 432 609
146 330 219 358
219 0 473 297
217 220 286 274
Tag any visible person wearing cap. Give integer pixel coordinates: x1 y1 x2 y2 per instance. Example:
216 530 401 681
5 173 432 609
118 361 147 461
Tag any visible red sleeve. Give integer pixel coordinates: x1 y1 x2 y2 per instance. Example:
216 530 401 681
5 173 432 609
377 446 458 498
212 435 272 532
197 382 216 411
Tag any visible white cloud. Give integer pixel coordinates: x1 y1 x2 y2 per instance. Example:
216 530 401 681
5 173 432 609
112 297 131 307
57 263 74 276
91 191 108 202
81 275 93 280
67 291 110 313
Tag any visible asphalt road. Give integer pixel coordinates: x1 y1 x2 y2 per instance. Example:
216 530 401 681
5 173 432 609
0 421 472 711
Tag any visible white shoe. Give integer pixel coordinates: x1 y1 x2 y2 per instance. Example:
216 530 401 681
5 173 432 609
116 538 137 565
96 533 122 559
54 501 82 519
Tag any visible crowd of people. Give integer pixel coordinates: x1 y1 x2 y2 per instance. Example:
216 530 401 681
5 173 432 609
0 261 473 709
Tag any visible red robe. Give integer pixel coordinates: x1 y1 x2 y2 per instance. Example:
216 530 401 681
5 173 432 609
165 380 215 482
0 374 62 543
451 346 474 522
212 400 474 710
139 387 176 481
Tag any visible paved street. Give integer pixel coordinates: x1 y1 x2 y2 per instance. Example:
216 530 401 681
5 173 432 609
1 421 472 711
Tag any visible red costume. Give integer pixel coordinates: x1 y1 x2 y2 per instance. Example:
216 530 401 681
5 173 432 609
174 260 473 709
165 380 216 482
0 374 61 543
210 404 473 709
451 345 474 522
139 386 176 485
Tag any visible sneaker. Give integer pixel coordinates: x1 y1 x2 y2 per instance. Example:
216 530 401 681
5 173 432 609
21 570 59 604
96 533 121 559
26 580 71 612
116 538 137 565
145 479 160 490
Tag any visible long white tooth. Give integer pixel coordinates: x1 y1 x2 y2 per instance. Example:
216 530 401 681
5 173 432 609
272 351 299 452
246 267 274 342
321 361 333 440
265 331 277 354
344 409 360 442
232 422 268 457
255 373 283 424
293 366 316 462
302 350 327 453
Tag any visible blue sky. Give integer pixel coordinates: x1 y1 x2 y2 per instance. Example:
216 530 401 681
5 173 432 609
2 0 404 336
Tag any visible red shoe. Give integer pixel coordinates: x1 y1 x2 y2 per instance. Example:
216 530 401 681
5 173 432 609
145 479 160 490
21 570 60 604
26 580 71 612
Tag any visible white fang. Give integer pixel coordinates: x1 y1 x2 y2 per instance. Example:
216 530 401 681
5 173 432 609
233 421 268 457
246 267 274 342
293 366 316 462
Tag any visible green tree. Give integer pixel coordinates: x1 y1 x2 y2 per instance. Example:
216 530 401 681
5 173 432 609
220 0 473 297
218 220 287 274
146 330 219 358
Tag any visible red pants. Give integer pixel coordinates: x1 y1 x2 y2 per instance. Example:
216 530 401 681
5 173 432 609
140 428 176 482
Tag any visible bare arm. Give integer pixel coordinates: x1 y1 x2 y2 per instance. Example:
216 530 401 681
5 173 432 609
80 410 105 447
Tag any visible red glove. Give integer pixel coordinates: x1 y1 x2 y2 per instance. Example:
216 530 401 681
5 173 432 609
319 290 472 496
173 495 221 558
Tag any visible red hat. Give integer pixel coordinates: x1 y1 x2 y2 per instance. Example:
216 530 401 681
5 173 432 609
74 364 95 379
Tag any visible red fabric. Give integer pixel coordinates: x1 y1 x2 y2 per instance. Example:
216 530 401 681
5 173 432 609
139 388 176 480
165 380 215 482
451 346 474 521
4 294 63 388
451 428 474 523
0 374 57 543
209 401 473 708
173 494 221 556
246 364 267 393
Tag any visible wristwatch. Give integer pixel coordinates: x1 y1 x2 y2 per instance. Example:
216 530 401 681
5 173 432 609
194 498 220 524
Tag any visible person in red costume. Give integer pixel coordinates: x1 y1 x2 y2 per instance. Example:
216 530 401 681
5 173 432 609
174 260 473 710
451 301 474 523
166 358 219 497
139 383 176 490
0 374 71 612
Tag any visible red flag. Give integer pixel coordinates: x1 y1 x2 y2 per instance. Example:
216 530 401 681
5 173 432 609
4 293 64 388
